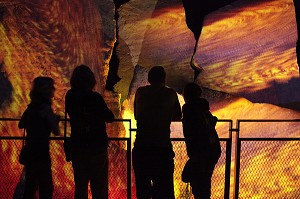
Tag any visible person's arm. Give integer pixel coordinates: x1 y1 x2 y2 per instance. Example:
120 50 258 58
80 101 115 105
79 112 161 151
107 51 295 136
40 104 60 136
182 104 200 159
18 108 28 129
134 88 141 120
103 103 115 123
96 93 115 123
172 92 182 121
65 91 70 118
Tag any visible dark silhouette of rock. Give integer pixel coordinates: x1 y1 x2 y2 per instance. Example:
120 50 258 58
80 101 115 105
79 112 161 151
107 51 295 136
106 0 130 91
182 0 237 80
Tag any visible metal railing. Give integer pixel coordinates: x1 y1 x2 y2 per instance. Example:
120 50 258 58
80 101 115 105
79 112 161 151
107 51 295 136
1 118 300 198
234 119 300 199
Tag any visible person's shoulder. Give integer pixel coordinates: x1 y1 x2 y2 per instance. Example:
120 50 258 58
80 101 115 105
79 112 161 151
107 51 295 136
136 85 151 95
90 91 105 103
137 85 150 91
164 86 178 96
182 103 188 110
91 91 103 97
65 89 71 96
199 97 209 104
65 89 75 98
198 98 210 110
39 102 53 117
182 102 192 110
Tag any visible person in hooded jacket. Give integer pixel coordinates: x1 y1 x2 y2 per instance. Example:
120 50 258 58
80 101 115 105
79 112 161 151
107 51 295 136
182 82 221 199
65 65 115 199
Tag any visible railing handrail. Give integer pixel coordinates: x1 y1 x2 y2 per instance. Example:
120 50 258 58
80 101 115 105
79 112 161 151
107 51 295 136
0 117 131 122
237 119 300 122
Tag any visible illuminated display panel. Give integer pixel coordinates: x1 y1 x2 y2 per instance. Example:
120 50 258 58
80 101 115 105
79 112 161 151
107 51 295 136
0 0 300 198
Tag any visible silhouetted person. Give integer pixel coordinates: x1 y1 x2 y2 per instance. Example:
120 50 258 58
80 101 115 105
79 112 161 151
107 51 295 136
133 66 182 199
182 83 221 199
65 65 115 199
18 76 60 199
294 0 300 68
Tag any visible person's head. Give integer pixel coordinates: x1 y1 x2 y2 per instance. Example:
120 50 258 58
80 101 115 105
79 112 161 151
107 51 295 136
183 82 202 103
30 76 55 103
70 65 96 91
148 66 166 86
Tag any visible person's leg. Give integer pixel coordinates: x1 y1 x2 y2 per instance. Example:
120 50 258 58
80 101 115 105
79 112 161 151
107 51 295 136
22 163 38 199
37 158 54 199
89 149 108 199
191 162 214 199
152 151 175 199
132 148 152 199
72 149 89 199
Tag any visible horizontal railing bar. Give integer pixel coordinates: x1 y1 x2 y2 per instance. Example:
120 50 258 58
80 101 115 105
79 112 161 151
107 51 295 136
3 118 300 123
0 118 20 121
238 119 300 122
170 138 232 141
0 118 131 122
239 137 300 141
0 136 130 141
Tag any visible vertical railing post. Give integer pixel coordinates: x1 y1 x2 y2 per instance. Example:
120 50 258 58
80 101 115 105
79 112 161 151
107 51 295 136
224 140 232 198
127 120 132 199
234 120 241 199
224 120 233 199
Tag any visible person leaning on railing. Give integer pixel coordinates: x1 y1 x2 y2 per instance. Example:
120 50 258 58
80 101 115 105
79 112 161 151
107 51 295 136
182 82 221 199
133 66 182 199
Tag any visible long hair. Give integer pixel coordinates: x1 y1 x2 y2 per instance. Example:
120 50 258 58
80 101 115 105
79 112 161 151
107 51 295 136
70 65 96 91
30 76 55 104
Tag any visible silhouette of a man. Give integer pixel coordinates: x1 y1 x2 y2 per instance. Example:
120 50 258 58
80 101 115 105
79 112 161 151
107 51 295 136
133 66 182 199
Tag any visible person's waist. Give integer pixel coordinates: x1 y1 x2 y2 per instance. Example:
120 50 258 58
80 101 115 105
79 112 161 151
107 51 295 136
133 140 172 150
71 135 108 146
133 145 175 158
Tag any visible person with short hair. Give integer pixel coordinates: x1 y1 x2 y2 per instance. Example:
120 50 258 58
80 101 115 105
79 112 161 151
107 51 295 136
133 66 182 199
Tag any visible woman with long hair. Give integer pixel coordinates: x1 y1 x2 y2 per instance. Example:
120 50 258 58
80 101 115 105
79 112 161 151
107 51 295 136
65 65 114 199
18 76 60 199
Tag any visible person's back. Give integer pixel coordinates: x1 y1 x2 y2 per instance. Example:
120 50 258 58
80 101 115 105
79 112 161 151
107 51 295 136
182 82 220 199
134 84 181 148
65 65 114 199
20 102 55 156
133 66 182 199
18 76 59 199
65 89 114 149
182 97 211 160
